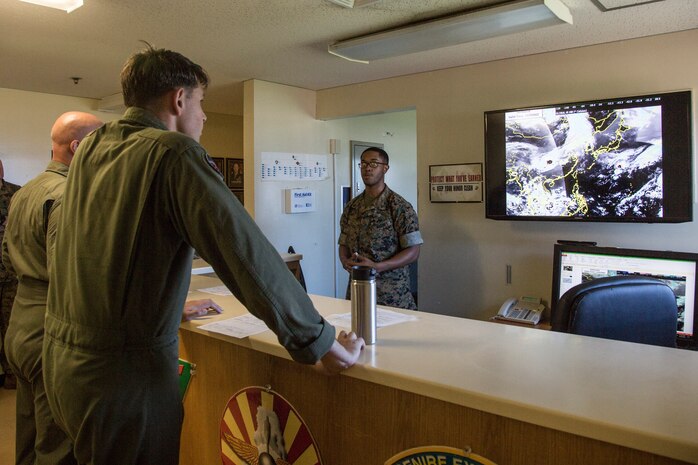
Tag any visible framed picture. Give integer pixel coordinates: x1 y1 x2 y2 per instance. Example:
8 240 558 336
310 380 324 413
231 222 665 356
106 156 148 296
226 158 244 189
429 163 483 203
211 157 224 176
231 189 244 205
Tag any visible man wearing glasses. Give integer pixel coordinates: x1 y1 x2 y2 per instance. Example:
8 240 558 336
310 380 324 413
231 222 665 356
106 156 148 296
338 147 423 310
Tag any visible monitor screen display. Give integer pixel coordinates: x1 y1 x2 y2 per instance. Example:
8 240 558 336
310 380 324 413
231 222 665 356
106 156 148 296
551 243 697 347
485 91 693 222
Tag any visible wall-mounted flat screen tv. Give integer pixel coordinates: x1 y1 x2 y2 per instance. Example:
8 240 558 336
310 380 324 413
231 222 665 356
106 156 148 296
484 91 693 222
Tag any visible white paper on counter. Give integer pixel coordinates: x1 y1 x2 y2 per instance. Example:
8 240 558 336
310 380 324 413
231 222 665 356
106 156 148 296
191 265 214 275
325 307 417 328
197 285 233 296
198 314 269 338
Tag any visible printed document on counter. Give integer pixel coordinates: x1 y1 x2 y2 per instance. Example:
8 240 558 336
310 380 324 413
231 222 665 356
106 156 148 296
198 314 269 338
325 307 417 328
197 285 233 296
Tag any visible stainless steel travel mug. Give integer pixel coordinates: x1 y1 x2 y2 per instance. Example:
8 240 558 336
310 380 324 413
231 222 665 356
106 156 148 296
350 265 377 345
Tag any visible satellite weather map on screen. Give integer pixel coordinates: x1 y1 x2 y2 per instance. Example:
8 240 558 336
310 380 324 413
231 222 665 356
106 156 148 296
505 99 662 217
484 91 692 223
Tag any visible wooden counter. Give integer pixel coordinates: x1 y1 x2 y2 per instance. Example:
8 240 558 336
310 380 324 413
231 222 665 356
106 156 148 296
179 275 698 465
192 253 303 280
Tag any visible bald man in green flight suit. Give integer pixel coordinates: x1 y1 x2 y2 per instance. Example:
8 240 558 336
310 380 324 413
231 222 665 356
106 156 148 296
3 111 103 465
42 45 364 465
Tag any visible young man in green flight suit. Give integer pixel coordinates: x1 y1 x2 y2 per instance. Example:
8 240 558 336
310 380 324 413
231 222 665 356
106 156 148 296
42 45 364 465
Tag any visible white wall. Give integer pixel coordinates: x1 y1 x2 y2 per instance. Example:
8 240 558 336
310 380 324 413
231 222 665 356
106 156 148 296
325 110 417 297
317 29 698 320
245 80 336 296
246 82 418 298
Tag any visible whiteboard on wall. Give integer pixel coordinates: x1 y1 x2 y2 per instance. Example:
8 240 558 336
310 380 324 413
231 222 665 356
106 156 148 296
261 152 329 181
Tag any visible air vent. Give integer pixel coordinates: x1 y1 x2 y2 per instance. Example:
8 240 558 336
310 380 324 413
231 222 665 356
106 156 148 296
591 0 665 12
98 93 125 113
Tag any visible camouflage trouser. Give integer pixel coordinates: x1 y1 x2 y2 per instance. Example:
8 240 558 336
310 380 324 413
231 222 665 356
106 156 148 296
0 279 18 376
345 275 417 310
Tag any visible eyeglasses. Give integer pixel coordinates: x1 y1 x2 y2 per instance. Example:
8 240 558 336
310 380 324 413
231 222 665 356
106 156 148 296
358 161 388 169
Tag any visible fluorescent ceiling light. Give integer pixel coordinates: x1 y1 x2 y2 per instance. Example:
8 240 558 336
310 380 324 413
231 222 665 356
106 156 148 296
326 0 382 7
328 0 573 63
327 0 355 7
19 0 83 13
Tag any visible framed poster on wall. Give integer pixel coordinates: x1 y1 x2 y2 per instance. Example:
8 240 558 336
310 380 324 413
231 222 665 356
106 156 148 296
429 163 483 203
226 158 244 189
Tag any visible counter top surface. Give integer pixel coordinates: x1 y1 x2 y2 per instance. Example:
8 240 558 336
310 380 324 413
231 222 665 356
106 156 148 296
192 255 301 275
181 275 698 463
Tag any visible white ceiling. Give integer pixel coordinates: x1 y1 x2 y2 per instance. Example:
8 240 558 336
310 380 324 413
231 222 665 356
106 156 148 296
1 0 696 115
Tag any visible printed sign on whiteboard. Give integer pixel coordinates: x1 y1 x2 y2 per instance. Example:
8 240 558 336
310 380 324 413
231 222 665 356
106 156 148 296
285 188 316 213
261 152 329 181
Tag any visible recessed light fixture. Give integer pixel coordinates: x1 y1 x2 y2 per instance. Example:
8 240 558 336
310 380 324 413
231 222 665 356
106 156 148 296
19 0 84 13
329 0 573 63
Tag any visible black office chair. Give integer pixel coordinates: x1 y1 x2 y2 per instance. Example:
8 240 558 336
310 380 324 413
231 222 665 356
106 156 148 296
287 246 307 291
551 275 678 347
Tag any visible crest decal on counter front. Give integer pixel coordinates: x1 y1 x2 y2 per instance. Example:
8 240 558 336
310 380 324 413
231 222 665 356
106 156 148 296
220 386 322 465
385 446 497 465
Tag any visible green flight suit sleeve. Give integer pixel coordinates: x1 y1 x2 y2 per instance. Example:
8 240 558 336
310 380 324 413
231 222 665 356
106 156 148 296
163 148 335 364
46 199 60 275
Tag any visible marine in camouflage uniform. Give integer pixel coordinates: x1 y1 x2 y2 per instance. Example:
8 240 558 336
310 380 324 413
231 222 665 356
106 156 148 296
0 163 21 386
338 148 423 310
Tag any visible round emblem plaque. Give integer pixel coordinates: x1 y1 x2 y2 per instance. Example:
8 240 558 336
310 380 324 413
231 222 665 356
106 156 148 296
220 386 322 465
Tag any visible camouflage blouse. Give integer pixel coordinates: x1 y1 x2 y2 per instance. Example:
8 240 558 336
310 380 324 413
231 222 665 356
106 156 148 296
0 179 21 282
339 185 422 309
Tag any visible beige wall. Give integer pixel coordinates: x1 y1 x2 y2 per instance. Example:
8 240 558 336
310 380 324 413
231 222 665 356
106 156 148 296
200 113 243 158
0 87 242 186
0 88 120 184
3 29 697 319
317 29 698 319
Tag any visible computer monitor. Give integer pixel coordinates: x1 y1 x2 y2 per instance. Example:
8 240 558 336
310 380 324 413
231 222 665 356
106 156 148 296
551 243 697 348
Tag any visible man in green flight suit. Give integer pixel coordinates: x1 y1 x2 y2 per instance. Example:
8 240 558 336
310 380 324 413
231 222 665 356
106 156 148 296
43 45 364 465
3 111 103 465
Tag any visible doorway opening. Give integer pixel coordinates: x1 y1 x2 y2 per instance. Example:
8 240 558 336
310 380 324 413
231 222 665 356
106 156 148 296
330 110 417 300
